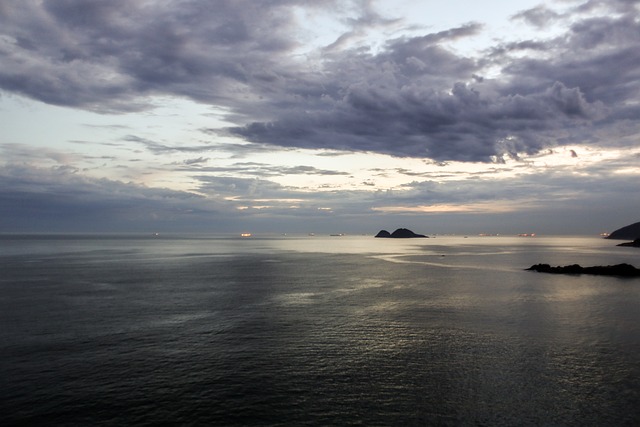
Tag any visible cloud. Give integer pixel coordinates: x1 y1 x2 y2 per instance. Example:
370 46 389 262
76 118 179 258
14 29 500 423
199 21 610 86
1 0 639 163
228 79 606 162
0 143 86 168
181 157 209 166
323 0 402 52
0 0 312 111
123 135 213 154
2 144 638 234
0 161 350 232
0 163 225 232
223 5 638 161
179 162 350 178
497 14 640 108
511 6 561 28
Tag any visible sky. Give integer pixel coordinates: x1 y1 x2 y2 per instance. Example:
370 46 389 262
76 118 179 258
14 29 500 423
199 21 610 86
1 0 639 235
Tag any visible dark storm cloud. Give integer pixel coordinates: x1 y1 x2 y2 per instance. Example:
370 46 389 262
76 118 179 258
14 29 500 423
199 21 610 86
496 13 640 110
0 163 225 232
224 2 640 161
1 0 639 161
0 0 311 110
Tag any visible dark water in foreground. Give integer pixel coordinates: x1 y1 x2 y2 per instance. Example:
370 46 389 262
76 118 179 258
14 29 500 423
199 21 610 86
1 234 639 426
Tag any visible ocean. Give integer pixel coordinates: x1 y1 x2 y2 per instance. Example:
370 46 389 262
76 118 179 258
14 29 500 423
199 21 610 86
1 234 639 426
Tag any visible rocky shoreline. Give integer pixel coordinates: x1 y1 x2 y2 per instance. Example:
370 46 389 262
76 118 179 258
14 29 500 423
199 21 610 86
526 263 640 277
617 238 640 247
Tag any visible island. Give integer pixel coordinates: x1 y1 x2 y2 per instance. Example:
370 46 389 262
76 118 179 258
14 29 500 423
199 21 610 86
375 228 428 238
526 263 640 277
617 238 640 248
606 221 640 240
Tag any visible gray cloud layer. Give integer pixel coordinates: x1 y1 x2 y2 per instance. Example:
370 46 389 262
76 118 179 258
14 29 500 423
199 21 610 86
1 143 637 234
0 163 218 231
2 0 639 162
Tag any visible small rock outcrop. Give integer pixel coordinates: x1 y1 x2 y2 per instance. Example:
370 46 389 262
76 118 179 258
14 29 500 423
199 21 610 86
526 263 640 277
617 238 640 248
375 228 428 238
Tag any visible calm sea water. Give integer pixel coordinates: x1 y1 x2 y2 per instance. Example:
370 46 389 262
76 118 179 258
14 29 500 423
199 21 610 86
1 234 639 426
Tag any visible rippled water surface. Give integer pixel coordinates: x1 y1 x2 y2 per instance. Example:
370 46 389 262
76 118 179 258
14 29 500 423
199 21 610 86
1 234 639 425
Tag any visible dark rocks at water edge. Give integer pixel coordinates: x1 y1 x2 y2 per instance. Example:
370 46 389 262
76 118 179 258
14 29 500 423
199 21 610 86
375 228 428 238
617 238 640 247
526 263 640 277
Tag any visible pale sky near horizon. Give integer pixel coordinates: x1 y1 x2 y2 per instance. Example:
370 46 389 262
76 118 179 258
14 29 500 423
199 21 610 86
1 0 639 235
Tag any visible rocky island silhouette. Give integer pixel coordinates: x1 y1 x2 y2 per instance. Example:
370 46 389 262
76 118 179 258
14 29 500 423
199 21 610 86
375 228 428 238
606 221 640 240
526 263 640 277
